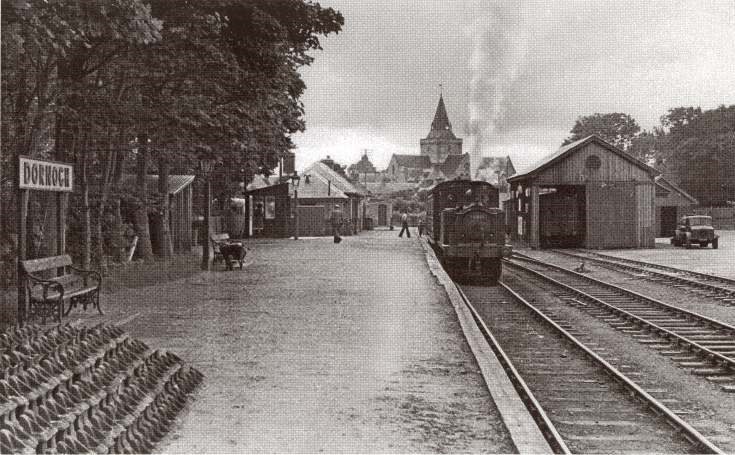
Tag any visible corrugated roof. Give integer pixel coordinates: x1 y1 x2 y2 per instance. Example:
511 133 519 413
293 171 348 199
246 174 278 191
507 135 658 182
305 161 367 196
391 154 431 168
655 175 698 204
122 174 195 195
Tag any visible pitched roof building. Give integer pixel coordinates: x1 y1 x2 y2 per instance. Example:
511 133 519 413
385 92 470 185
506 135 659 249
348 151 377 175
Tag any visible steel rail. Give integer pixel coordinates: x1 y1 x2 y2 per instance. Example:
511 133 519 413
512 252 735 334
506 255 735 370
454 284 570 454
488 280 725 454
576 249 735 287
552 249 735 298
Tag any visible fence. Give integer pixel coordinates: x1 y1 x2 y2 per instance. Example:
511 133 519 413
690 207 735 229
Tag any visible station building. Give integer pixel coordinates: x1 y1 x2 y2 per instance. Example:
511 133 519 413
506 135 659 249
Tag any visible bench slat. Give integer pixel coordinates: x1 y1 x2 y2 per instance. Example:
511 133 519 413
31 285 96 301
52 275 82 287
21 255 73 273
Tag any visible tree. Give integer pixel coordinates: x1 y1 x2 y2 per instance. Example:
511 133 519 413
563 113 641 150
668 105 735 206
661 106 702 130
1 0 162 267
2 0 343 272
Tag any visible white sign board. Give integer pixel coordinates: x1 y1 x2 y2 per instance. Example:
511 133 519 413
19 156 73 192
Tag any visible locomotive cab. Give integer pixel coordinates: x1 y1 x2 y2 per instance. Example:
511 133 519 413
427 180 512 285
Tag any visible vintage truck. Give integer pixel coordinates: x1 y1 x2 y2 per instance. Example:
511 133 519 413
671 215 719 249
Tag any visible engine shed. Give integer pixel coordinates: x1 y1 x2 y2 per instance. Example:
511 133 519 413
507 135 658 249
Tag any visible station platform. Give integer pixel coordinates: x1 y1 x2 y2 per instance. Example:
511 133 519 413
89 230 529 453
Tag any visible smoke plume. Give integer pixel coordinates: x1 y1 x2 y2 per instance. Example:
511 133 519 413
466 2 598 176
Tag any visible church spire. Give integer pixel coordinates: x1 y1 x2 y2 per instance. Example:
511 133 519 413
431 93 452 132
421 88 463 164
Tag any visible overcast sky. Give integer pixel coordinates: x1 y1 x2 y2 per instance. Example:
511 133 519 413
292 0 735 172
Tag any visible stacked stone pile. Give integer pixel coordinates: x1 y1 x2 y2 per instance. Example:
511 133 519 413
0 324 203 454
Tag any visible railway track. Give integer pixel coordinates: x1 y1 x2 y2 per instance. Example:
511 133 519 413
550 249 735 305
506 254 735 391
458 282 724 454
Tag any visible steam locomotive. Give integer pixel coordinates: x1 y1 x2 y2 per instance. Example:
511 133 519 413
425 179 511 285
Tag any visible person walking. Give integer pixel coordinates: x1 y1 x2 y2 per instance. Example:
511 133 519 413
398 211 411 238
330 204 344 243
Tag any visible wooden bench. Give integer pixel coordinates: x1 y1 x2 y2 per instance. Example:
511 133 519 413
210 233 246 270
20 255 102 324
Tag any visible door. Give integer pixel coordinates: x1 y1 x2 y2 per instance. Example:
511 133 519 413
587 185 636 248
660 206 678 237
298 205 327 236
378 205 387 226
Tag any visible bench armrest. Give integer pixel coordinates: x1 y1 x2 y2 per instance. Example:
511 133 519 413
25 273 65 302
69 266 102 288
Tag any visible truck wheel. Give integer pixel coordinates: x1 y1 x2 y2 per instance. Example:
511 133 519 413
685 240 692 249
713 238 719 249
700 241 708 248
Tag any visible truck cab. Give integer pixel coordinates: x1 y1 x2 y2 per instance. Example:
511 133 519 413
672 215 719 249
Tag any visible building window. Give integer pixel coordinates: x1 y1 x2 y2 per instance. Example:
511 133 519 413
585 155 601 170
265 196 276 219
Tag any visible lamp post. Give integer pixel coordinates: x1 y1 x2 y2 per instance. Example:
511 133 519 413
199 158 214 270
290 171 300 240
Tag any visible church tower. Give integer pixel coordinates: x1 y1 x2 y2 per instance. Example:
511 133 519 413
420 93 463 164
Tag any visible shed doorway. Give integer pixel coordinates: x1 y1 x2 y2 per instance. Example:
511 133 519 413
660 206 678 237
539 185 586 248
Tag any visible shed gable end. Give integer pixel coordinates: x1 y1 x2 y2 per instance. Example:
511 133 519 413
535 142 652 185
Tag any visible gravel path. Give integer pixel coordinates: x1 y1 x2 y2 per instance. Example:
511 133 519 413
91 231 514 453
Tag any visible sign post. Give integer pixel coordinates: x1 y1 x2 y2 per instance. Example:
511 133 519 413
16 156 73 325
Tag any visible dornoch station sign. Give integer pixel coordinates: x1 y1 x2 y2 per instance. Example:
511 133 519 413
19 156 73 192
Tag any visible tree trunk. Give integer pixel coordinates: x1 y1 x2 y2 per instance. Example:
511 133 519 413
0 135 4 242
94 140 116 275
133 135 154 261
110 135 127 263
112 199 125 262
157 155 173 258
80 138 91 270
